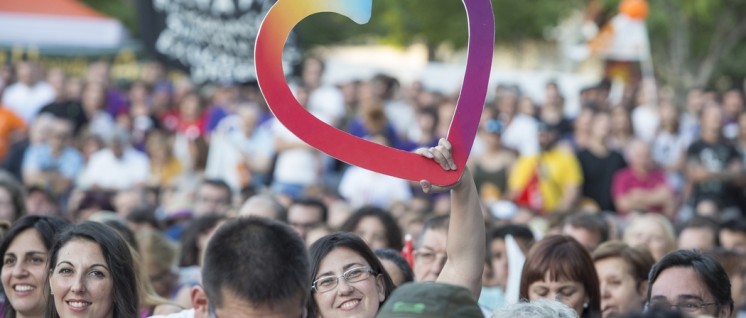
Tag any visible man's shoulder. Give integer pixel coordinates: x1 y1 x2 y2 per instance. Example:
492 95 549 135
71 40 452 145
148 308 195 318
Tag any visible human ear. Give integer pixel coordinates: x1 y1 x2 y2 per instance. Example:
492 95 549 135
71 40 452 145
191 286 210 318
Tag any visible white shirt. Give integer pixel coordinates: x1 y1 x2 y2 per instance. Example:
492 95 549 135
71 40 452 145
2 81 55 123
631 105 660 143
148 309 195 318
338 165 412 209
271 118 321 186
501 114 539 155
385 100 416 138
308 85 345 126
78 147 150 190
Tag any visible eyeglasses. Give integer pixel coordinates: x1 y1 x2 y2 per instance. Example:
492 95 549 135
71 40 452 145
645 300 718 313
311 266 375 293
414 250 447 265
290 221 321 231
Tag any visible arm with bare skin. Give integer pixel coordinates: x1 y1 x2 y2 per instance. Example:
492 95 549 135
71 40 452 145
416 138 485 298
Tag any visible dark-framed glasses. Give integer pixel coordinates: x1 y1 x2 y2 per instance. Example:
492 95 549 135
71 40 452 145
645 300 718 313
311 266 375 293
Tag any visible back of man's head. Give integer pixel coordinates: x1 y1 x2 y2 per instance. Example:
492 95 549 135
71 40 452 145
202 217 309 312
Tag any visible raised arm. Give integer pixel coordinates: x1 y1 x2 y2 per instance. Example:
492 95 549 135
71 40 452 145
417 138 485 298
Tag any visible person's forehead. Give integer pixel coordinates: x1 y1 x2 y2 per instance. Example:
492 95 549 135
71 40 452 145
720 229 746 240
529 276 583 289
288 205 323 220
199 184 229 196
490 238 506 251
680 227 715 240
420 229 447 251
651 266 710 301
318 247 369 274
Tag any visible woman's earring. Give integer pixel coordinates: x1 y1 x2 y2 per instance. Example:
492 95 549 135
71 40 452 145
583 302 589 309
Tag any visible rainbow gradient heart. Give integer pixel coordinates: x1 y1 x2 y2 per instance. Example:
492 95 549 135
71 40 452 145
255 0 494 186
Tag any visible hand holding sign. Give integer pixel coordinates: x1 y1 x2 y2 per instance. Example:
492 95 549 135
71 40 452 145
255 0 494 186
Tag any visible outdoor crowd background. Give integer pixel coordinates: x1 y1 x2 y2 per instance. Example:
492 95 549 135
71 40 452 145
0 54 745 315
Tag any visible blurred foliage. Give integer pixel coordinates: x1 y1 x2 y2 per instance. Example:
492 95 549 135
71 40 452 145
76 0 745 90
296 0 583 58
80 0 139 37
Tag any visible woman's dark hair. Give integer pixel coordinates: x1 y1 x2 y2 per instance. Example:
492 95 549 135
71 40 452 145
125 206 162 231
101 219 139 252
307 233 395 317
340 206 403 250
520 235 601 318
73 190 115 221
0 172 27 222
179 214 225 267
0 216 70 318
45 221 138 318
374 248 414 285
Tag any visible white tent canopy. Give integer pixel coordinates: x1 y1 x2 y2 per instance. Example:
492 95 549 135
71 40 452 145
0 0 127 49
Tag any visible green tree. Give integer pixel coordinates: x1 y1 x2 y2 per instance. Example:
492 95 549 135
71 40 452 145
80 0 139 36
647 0 746 94
296 0 582 59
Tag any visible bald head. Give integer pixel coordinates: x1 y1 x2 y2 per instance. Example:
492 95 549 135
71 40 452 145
238 194 287 222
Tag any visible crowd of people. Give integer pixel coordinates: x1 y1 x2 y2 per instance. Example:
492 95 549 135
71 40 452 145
0 56 744 318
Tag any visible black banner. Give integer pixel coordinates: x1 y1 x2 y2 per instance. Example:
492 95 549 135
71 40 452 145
137 0 301 84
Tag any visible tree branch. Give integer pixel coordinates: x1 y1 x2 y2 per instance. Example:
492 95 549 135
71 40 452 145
693 1 746 86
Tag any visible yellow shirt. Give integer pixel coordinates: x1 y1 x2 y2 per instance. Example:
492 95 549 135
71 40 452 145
509 148 583 212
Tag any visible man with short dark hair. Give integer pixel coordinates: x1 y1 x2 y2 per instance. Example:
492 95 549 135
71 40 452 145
677 216 719 251
150 217 309 318
647 249 733 318
193 178 232 216
287 197 327 241
719 219 746 254
562 212 609 251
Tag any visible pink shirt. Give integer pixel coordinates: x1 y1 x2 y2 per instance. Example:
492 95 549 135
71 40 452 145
612 167 668 214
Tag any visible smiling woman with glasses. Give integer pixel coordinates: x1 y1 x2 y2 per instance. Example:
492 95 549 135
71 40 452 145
307 233 395 318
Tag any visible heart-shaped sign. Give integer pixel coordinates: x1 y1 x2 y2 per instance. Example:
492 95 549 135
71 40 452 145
255 0 494 186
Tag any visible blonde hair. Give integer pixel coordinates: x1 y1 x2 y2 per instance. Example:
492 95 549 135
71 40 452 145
623 213 676 253
133 231 179 311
